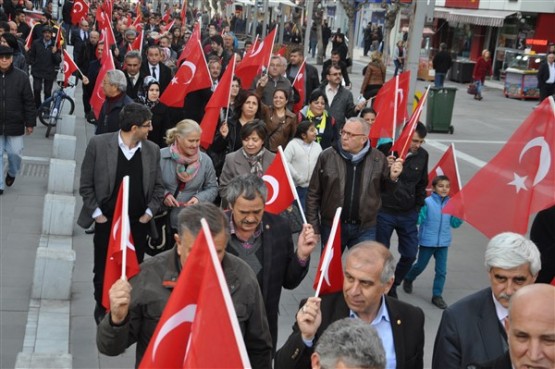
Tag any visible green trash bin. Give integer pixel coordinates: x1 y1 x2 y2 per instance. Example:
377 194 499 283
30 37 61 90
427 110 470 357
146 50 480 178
426 87 457 134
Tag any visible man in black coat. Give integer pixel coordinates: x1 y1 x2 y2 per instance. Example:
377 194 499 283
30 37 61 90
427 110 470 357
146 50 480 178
321 50 351 88
274 242 425 369
71 19 89 62
432 43 452 87
537 52 555 102
123 50 144 100
0 45 36 195
286 46 320 106
140 45 172 94
28 26 61 108
224 174 318 351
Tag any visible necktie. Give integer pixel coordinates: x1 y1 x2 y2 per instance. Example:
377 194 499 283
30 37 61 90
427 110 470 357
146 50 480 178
152 66 157 80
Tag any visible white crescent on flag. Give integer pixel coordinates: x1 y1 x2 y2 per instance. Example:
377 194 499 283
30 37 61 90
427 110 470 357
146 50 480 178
181 61 196 85
62 61 69 74
73 1 83 13
152 304 197 361
509 136 552 193
262 175 279 205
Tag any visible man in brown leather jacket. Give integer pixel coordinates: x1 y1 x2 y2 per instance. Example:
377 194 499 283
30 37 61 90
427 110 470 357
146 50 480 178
306 117 403 252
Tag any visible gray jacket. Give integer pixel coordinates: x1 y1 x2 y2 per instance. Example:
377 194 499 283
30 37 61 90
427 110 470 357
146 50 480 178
159 149 218 228
316 84 357 130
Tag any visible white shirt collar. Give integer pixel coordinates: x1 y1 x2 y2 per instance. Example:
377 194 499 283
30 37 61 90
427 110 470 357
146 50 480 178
492 291 509 323
118 131 142 160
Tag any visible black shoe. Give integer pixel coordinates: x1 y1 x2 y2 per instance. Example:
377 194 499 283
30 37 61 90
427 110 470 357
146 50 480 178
0 189 3 195
85 224 95 234
403 280 413 294
5 174 15 187
432 296 448 309
388 287 398 299
94 303 106 325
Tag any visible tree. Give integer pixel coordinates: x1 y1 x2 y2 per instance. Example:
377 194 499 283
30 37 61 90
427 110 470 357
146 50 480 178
336 0 357 71
381 0 401 66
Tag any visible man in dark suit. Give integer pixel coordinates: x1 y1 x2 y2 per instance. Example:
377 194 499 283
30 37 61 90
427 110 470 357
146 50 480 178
274 242 425 369
537 52 555 102
432 232 541 369
224 174 318 350
71 19 89 62
140 44 172 94
78 103 165 324
123 50 144 100
286 46 320 106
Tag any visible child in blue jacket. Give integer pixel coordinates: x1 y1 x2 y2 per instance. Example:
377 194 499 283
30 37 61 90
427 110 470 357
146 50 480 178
402 175 462 309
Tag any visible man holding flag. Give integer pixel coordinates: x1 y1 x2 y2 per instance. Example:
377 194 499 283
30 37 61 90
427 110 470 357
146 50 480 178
96 203 273 368
78 103 164 324
28 25 61 108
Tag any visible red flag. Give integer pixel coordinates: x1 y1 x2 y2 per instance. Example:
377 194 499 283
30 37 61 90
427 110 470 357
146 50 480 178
101 0 113 22
102 177 140 311
180 2 187 23
200 54 236 149
98 22 116 51
159 19 175 34
96 6 109 30
90 50 115 119
276 45 287 57
262 149 295 214
427 143 462 197
128 30 144 53
160 39 211 108
54 25 63 49
444 97 555 238
313 208 344 295
370 71 410 141
390 86 429 160
62 49 79 86
292 60 306 114
132 13 142 27
138 221 251 369
24 24 36 50
135 2 143 19
235 27 277 88
71 0 89 25
177 23 200 65
162 8 171 23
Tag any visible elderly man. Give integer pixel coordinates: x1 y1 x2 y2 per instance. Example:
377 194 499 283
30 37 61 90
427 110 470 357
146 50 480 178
96 203 273 368
225 174 318 350
306 117 403 251
253 55 294 107
275 242 425 369
95 70 134 135
537 52 555 102
78 103 164 324
432 232 542 369
467 283 555 369
311 318 386 369
0 45 35 195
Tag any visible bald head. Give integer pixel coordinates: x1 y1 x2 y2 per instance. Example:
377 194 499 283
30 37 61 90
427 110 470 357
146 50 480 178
506 284 555 369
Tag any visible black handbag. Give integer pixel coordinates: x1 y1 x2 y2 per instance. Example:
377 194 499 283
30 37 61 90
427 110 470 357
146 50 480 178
279 203 303 234
145 209 175 256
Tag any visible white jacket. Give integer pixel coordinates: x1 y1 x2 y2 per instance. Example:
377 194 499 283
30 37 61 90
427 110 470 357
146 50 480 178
283 138 323 188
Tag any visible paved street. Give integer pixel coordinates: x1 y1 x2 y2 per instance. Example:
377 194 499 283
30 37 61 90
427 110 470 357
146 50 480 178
0 46 539 369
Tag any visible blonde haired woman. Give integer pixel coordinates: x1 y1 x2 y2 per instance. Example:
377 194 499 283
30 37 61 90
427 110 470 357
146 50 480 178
160 120 218 229
360 51 386 100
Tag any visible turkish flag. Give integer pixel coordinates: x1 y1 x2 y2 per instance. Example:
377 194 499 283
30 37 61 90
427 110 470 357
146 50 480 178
276 45 287 57
101 0 113 22
132 13 142 27
71 0 89 25
160 39 211 108
162 8 171 23
62 49 79 86
98 21 116 51
390 86 429 160
200 54 236 150
292 60 306 114
444 97 555 238
135 2 143 19
53 25 63 49
96 6 109 30
102 177 140 311
370 71 410 142
313 208 344 296
128 30 144 54
262 149 295 214
24 24 36 50
427 143 462 197
180 2 187 23
177 23 200 65
90 50 115 120
235 27 277 88
138 221 251 369
160 19 175 34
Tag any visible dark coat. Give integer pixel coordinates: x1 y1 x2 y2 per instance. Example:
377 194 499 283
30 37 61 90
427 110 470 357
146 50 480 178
125 73 145 101
432 288 508 369
467 352 512 369
530 205 555 283
225 211 310 350
71 28 89 61
141 62 172 94
321 59 351 86
95 94 134 135
0 65 36 135
537 60 554 88
181 87 212 124
28 38 62 80
314 84 357 130
274 292 425 369
433 51 453 74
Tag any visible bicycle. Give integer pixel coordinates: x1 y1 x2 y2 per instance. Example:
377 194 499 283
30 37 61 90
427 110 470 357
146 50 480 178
38 81 76 138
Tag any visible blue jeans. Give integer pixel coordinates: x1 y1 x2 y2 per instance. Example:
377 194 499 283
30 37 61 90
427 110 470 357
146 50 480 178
475 79 483 97
405 246 448 297
0 135 24 190
296 186 308 213
434 73 446 87
320 223 376 253
376 210 419 286
394 60 403 76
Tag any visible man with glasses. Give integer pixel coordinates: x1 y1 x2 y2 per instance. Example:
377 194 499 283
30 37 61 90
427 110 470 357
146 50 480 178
78 103 165 324
376 122 429 299
306 117 403 251
0 45 35 195
253 55 293 108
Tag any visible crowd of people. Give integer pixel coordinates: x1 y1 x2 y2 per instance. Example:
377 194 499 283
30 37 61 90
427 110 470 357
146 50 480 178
1 1 554 368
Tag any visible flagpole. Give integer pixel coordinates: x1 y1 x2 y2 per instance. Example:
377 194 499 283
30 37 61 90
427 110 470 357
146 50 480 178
292 59 306 86
451 143 463 193
277 146 308 224
223 54 237 124
120 176 130 280
398 84 430 158
315 207 342 297
265 28 278 73
392 75 399 145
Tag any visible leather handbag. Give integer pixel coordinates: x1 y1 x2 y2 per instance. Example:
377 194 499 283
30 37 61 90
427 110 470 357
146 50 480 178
467 83 477 95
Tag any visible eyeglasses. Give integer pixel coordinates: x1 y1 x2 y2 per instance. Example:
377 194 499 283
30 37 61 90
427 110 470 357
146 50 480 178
328 72 342 76
340 130 366 138
0 55 13 60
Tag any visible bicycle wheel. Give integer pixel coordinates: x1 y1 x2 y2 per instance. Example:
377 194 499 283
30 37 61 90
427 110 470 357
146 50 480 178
38 99 55 126
45 96 76 138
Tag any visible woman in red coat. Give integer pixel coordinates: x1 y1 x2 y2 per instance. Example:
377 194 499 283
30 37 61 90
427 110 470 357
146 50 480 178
472 49 492 100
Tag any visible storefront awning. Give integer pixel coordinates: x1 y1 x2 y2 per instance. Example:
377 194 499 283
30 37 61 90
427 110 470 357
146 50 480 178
434 7 516 27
